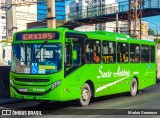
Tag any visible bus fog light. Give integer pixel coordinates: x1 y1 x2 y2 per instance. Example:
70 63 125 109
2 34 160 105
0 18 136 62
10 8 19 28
52 80 61 90
10 79 14 87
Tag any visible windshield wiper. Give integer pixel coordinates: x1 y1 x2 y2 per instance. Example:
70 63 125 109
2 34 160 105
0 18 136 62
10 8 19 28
35 40 48 56
20 41 30 57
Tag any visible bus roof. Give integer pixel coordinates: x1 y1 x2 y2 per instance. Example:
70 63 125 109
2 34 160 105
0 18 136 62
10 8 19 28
14 27 155 45
67 29 155 45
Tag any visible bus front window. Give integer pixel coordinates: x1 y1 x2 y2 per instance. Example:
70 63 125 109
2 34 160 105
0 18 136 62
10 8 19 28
11 44 62 74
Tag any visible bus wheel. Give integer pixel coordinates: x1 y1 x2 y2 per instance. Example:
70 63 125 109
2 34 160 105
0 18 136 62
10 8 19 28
130 78 138 96
79 83 91 106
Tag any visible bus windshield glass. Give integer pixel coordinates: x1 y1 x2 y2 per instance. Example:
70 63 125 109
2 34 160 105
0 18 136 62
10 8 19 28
11 43 62 74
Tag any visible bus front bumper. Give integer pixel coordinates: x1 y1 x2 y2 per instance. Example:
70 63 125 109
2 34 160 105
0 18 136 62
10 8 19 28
10 84 64 101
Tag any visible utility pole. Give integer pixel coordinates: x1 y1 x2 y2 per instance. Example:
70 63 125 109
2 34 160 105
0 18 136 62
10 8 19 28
6 0 17 41
128 0 143 39
46 0 56 28
128 0 131 36
116 10 119 33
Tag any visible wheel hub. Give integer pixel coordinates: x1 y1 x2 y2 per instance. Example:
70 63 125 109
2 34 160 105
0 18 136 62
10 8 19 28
82 89 89 101
132 82 136 93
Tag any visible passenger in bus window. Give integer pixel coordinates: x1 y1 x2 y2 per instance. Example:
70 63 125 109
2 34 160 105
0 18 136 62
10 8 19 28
124 57 128 62
135 56 139 62
103 46 108 56
93 51 100 62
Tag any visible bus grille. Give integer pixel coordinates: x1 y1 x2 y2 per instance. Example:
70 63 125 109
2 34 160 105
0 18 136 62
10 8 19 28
15 78 50 82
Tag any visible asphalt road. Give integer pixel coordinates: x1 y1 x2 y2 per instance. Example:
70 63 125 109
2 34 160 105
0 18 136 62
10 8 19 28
1 80 160 118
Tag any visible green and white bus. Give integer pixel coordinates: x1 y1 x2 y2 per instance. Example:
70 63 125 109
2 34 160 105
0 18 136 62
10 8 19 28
10 27 156 106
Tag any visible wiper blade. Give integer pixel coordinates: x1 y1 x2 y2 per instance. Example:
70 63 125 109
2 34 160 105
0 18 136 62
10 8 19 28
20 41 29 56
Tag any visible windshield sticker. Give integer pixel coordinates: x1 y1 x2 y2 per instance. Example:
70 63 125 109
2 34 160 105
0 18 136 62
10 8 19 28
24 68 30 73
38 69 45 74
39 65 55 70
31 63 38 74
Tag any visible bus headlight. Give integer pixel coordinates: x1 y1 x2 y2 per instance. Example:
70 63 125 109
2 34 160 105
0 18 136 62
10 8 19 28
10 79 14 87
52 80 61 90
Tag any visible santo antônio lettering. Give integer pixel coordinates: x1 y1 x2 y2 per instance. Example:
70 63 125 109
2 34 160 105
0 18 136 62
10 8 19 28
22 33 55 40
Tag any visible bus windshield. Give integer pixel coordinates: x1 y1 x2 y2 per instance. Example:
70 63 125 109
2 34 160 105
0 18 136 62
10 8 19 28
11 43 62 74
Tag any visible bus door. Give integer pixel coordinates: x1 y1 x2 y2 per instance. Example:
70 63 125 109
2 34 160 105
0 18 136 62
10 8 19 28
64 33 86 86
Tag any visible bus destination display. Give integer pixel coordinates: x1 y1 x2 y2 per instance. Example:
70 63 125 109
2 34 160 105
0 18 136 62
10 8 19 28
16 32 59 41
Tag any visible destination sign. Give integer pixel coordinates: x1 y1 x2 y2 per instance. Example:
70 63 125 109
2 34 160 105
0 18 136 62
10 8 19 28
16 32 59 41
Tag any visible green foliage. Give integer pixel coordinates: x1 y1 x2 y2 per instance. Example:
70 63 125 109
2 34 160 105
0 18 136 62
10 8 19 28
148 29 155 36
155 38 160 44
0 40 7 42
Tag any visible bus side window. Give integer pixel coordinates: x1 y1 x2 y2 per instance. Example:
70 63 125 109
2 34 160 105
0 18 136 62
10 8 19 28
141 45 149 63
150 46 155 63
73 45 81 65
85 41 92 62
85 40 101 63
117 42 129 63
102 41 116 63
130 44 140 63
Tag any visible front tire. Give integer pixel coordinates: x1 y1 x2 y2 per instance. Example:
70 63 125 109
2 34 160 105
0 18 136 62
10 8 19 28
130 78 138 96
78 83 91 106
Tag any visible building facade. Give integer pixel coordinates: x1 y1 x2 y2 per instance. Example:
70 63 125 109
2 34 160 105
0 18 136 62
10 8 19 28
0 1 6 41
37 0 66 22
16 5 37 32
0 0 37 40
96 21 149 39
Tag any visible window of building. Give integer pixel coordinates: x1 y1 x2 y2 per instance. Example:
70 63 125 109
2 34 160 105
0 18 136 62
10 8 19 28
117 42 129 63
150 46 155 63
1 16 5 19
2 36 6 39
102 41 116 63
85 40 101 63
130 44 140 63
3 26 6 31
141 45 149 62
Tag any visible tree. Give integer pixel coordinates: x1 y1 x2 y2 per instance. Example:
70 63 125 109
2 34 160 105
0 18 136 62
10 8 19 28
148 29 155 36
154 38 160 44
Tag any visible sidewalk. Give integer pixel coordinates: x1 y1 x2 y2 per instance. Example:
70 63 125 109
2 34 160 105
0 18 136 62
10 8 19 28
0 97 24 105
